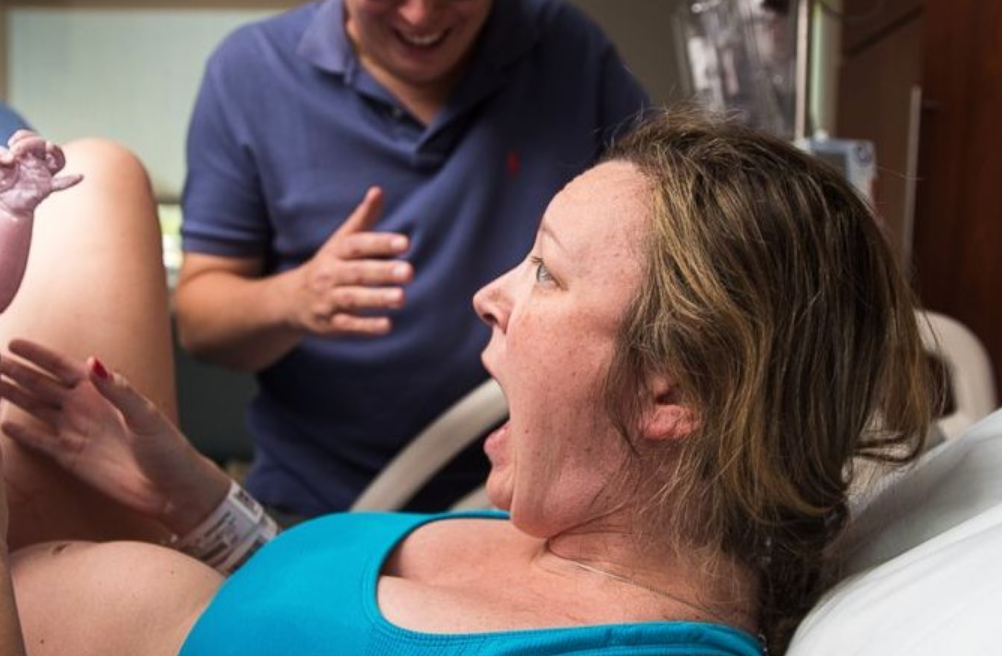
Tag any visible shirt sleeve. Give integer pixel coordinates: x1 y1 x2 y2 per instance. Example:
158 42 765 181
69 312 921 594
0 101 31 142
180 36 273 259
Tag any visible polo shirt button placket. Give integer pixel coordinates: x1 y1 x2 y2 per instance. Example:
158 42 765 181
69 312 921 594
388 105 422 144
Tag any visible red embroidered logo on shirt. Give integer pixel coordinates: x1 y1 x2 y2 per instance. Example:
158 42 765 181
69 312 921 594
506 151 520 175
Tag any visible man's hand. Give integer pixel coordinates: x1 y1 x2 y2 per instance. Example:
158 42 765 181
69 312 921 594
289 186 414 336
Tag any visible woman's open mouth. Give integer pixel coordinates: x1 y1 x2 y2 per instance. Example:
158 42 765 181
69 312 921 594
484 421 510 460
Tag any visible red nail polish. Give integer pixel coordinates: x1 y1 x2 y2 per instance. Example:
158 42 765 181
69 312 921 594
92 359 110 380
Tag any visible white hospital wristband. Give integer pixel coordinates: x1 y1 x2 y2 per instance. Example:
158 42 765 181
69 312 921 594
169 481 279 575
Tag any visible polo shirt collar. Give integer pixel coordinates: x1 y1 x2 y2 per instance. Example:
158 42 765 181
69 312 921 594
297 0 356 78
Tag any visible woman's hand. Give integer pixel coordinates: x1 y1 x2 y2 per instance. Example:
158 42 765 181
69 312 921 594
1 441 9 551
0 339 230 535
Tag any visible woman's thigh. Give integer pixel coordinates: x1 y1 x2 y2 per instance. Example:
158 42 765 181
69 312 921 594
1 138 176 547
11 540 222 656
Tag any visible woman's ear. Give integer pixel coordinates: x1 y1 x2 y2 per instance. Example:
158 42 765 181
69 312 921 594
639 377 698 441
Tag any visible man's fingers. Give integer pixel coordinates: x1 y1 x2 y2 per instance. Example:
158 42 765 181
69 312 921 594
322 186 385 245
327 259 413 287
318 187 410 257
308 286 405 328
331 231 410 260
327 314 393 336
326 286 406 313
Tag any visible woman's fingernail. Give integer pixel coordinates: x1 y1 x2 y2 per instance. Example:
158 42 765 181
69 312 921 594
92 358 110 380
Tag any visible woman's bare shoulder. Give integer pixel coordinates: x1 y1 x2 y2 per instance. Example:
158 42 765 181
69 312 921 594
11 540 222 656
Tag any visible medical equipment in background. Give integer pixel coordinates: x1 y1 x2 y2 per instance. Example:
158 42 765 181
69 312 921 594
674 1 876 204
673 0 799 140
796 132 877 203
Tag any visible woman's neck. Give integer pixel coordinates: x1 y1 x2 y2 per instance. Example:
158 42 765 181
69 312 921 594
538 528 760 634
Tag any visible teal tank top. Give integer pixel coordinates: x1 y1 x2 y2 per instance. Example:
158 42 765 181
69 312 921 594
179 511 763 656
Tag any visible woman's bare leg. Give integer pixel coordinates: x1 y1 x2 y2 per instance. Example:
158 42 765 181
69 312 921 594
1 138 175 548
10 540 221 656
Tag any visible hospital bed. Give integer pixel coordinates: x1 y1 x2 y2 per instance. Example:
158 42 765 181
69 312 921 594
788 401 1002 654
356 309 1002 655
784 313 1001 654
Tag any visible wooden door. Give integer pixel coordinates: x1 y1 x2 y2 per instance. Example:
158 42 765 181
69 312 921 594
913 0 1002 400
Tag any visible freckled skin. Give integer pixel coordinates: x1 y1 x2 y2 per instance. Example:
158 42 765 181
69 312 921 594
0 131 82 312
473 162 649 538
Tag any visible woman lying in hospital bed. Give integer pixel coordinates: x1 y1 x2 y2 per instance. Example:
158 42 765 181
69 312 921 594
0 108 937 656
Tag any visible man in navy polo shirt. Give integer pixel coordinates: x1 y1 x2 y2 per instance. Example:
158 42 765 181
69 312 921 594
176 0 650 519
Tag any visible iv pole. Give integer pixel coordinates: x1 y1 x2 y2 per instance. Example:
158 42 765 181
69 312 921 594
794 0 813 141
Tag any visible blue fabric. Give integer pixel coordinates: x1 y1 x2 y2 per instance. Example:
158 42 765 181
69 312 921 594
0 101 31 142
181 0 651 515
179 511 764 656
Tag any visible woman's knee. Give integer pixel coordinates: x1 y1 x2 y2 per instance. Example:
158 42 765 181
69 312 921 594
62 138 151 187
35 137 162 260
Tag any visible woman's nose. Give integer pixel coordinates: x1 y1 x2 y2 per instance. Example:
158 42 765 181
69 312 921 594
473 271 512 332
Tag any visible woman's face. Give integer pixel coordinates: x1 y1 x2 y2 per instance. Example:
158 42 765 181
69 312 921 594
473 162 650 537
344 0 493 93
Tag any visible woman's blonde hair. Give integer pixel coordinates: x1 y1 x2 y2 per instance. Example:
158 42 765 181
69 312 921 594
601 107 937 654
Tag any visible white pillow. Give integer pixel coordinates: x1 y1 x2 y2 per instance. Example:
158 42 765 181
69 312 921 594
787 408 1002 655
840 407 1002 575
788 502 1002 655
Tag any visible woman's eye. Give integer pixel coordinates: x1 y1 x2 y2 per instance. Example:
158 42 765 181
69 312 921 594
530 256 554 284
